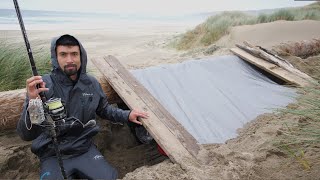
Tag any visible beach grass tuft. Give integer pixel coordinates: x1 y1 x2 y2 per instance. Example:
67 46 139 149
0 40 51 91
275 86 320 169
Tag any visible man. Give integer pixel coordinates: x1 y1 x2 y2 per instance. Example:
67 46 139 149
17 34 148 179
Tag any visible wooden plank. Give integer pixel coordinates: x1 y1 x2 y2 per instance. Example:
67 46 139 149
106 55 200 158
91 57 200 167
231 47 311 87
238 42 315 83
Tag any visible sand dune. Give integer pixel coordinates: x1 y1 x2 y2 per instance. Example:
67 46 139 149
216 20 320 48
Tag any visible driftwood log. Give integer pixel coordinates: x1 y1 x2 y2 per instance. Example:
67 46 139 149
0 78 122 131
236 42 316 85
0 89 26 131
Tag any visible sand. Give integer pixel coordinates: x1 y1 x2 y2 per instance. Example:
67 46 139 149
216 20 320 49
0 20 319 179
3 19 318 69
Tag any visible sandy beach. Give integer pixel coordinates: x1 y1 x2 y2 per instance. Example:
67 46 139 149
1 19 319 69
1 19 320 179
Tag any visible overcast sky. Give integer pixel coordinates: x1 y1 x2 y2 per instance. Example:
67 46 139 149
2 0 313 15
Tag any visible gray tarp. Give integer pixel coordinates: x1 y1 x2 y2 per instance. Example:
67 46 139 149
131 55 296 144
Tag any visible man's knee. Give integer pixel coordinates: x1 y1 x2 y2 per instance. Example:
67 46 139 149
76 166 118 180
75 146 118 179
40 157 66 180
39 170 64 180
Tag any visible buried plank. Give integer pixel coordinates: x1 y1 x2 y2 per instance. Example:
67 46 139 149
231 47 314 87
92 56 200 166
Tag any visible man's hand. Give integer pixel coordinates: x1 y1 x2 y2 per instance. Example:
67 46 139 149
128 109 149 125
26 76 49 99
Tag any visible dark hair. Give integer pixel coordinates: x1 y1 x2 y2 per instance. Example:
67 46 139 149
56 34 79 47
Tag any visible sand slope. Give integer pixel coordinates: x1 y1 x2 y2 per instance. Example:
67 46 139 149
217 20 320 48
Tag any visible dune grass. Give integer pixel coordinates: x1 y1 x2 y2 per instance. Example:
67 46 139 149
0 40 51 91
276 86 320 170
174 2 320 50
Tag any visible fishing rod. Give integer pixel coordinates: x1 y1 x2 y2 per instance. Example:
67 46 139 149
12 0 67 178
12 0 46 102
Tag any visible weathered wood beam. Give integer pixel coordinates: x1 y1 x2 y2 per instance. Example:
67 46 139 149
237 42 313 82
91 56 200 167
232 43 317 87
106 55 200 158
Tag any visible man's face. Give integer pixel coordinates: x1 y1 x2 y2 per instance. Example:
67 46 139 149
56 45 81 78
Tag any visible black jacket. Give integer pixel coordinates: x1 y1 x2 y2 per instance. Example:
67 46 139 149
17 35 130 159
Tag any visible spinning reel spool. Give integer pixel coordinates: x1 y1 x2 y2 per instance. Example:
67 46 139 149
44 98 67 122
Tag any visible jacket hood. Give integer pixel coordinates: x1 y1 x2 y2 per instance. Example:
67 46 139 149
50 34 87 75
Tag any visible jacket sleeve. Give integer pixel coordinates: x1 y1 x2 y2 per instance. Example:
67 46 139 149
95 84 130 123
16 96 43 141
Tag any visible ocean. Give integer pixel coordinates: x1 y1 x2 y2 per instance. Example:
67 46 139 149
0 9 211 30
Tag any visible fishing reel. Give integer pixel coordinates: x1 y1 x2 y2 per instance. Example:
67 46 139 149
28 97 96 129
43 98 96 128
28 97 66 126
43 98 67 122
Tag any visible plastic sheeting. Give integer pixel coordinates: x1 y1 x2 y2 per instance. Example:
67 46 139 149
131 55 296 144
